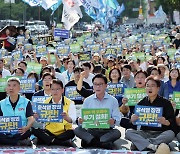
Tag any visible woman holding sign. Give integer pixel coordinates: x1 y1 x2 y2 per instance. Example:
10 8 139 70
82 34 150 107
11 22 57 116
0 28 14 52
108 67 126 106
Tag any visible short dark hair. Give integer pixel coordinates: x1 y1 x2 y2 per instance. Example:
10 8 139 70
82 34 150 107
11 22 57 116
92 74 108 84
121 64 132 71
109 68 121 82
73 67 83 73
169 68 180 81
134 70 148 78
18 61 27 67
50 79 64 88
15 67 25 74
40 66 51 78
157 56 165 63
42 72 55 80
93 65 103 74
42 66 51 72
67 59 75 66
145 76 161 87
0 58 4 63
27 72 39 82
82 62 91 69
150 67 161 75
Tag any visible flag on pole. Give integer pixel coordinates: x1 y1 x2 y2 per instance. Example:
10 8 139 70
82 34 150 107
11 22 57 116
61 0 82 30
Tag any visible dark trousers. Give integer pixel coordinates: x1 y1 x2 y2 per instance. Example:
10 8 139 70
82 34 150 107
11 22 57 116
32 128 75 145
0 130 31 145
74 126 121 145
120 117 137 130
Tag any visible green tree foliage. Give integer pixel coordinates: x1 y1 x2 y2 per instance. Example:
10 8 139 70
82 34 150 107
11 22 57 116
118 0 141 18
155 0 180 15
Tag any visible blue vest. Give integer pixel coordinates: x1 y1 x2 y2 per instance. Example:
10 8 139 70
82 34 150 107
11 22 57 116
0 95 29 127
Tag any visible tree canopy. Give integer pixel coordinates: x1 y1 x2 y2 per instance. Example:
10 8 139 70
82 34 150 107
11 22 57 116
0 0 179 26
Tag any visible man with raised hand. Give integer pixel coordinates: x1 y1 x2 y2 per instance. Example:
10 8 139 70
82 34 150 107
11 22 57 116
74 74 121 149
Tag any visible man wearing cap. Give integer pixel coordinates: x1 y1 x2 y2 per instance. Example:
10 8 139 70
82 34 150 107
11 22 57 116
105 56 115 80
0 77 35 146
40 56 48 68
92 53 101 65
0 58 11 78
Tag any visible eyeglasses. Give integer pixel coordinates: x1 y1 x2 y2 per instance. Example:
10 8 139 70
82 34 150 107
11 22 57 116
51 88 62 92
93 83 105 87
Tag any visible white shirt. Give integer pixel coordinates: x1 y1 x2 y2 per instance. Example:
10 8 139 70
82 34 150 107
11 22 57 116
83 73 95 87
61 70 74 85
161 76 169 83
52 97 76 123
55 72 66 87
2 68 11 78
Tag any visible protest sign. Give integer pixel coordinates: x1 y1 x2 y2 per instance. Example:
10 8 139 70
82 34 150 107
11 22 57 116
82 108 110 129
36 103 63 122
65 86 83 100
79 52 91 61
124 88 147 106
64 39 71 45
12 50 23 61
0 78 8 92
31 96 50 113
106 83 124 97
54 28 69 39
56 45 70 56
7 37 16 45
133 52 145 61
145 54 153 61
173 91 180 109
24 43 33 51
0 116 22 133
167 48 176 60
84 39 94 46
134 105 162 127
103 37 112 44
27 62 42 74
36 45 47 57
87 44 101 53
70 44 81 53
0 48 8 58
111 45 122 54
104 46 116 58
17 36 25 43
20 78 35 93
